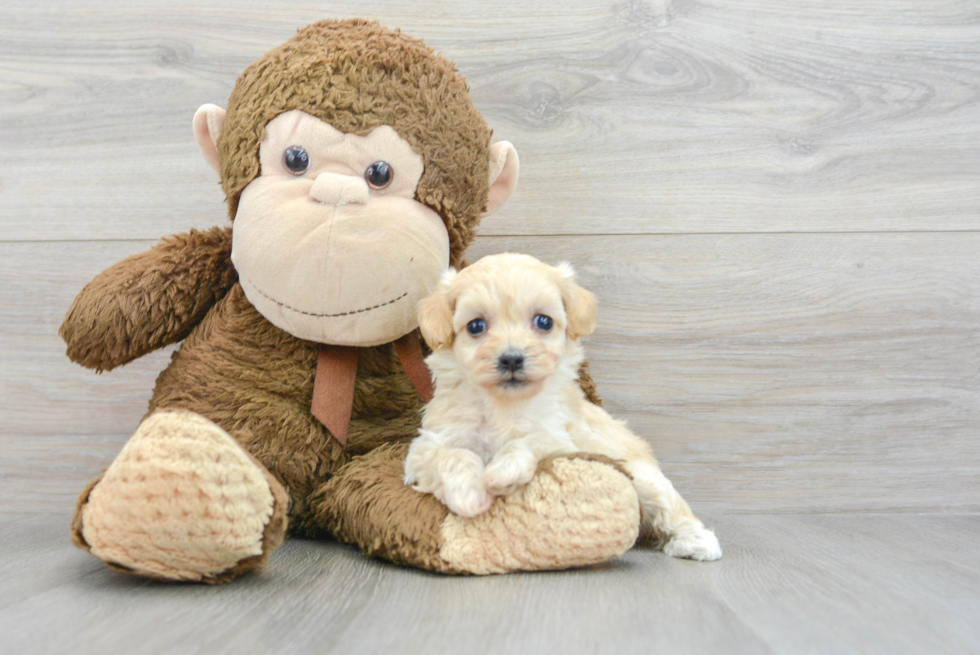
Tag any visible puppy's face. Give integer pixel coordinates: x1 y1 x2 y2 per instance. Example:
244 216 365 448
418 253 597 401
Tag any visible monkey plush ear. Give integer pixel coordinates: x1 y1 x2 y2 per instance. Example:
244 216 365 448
193 104 227 175
417 271 458 351
557 263 597 340
484 141 519 216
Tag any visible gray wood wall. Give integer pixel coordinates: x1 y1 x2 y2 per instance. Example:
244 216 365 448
2 0 978 515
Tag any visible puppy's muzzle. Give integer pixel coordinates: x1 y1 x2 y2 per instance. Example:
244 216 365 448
497 350 525 374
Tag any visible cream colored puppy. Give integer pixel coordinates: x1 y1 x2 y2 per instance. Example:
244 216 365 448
404 253 722 561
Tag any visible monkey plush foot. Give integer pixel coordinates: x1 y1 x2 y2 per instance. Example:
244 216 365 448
311 444 640 574
72 410 288 583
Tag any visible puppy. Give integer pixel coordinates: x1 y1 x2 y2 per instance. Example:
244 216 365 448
404 253 722 561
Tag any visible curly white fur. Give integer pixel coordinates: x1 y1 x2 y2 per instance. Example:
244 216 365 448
405 253 721 561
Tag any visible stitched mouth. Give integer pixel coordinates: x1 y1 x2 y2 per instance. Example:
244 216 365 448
246 278 408 318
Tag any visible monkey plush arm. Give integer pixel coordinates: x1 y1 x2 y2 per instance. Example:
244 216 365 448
61 226 237 371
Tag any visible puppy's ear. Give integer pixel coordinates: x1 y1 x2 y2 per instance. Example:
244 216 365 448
418 270 458 350
557 263 597 340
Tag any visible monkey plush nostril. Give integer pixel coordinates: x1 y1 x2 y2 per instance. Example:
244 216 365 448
497 351 525 373
309 172 370 206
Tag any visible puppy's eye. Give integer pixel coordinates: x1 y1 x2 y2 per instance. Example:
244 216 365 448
365 161 393 189
466 319 487 336
533 314 554 332
284 146 311 175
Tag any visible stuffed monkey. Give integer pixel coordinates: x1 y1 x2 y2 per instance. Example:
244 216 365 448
61 20 642 582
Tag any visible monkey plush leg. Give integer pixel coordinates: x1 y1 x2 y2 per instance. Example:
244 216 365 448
307 442 640 574
71 410 288 583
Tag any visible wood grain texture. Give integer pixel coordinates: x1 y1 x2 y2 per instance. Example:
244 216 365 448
2 234 977 514
0 512 977 654
1 0 979 239
1 1 978 649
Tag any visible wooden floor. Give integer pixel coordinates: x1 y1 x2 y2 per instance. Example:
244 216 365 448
2 0 979 653
2 511 978 654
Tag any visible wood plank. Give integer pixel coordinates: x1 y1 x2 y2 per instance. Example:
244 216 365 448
1 0 978 239
471 234 980 514
2 234 977 514
0 512 977 654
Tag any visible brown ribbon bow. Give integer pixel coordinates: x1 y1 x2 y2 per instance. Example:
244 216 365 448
310 331 434 447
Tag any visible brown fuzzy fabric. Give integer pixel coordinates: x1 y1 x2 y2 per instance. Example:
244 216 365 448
144 283 426 512
301 441 461 573
147 284 340 504
61 227 236 372
576 360 603 406
537 452 629 480
219 19 491 267
70 473 103 552
63 20 621 581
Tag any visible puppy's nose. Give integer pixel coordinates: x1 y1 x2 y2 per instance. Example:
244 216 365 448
497 351 525 373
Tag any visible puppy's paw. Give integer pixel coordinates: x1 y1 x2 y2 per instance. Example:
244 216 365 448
441 478 494 518
483 451 537 496
664 526 723 561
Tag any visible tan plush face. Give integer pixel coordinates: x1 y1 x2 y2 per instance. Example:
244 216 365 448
419 254 597 401
230 110 450 346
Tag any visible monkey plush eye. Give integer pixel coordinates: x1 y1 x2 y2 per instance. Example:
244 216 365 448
364 161 393 189
466 319 487 336
533 314 554 332
283 146 310 175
